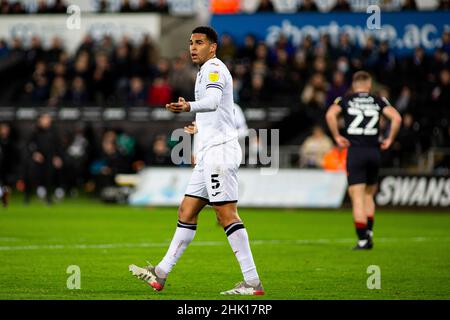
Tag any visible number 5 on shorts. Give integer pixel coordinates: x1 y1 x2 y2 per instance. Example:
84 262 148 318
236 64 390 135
211 174 220 190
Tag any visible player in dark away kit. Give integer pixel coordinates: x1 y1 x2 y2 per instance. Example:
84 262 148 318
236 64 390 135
326 71 402 250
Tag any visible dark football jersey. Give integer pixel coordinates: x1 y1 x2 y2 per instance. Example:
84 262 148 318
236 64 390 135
334 92 390 147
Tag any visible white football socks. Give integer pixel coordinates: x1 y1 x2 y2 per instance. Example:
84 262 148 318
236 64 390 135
225 221 260 287
156 220 197 278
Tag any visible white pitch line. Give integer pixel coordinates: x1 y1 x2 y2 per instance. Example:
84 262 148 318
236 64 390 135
0 237 449 252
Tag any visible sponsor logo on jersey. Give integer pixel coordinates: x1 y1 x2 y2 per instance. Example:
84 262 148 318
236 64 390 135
209 71 219 82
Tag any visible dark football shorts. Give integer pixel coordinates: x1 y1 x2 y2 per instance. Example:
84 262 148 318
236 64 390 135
346 147 381 186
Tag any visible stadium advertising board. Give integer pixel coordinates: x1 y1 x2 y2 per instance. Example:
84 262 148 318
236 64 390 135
376 175 450 208
211 11 450 55
129 168 347 208
0 13 161 54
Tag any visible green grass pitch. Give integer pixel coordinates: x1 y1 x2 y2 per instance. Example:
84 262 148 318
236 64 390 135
0 197 449 300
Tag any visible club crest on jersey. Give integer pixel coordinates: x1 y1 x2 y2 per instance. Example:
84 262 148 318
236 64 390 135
209 71 219 82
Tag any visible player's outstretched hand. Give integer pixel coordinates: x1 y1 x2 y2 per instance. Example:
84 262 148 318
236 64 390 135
335 135 350 148
165 97 190 113
184 121 198 135
381 138 393 150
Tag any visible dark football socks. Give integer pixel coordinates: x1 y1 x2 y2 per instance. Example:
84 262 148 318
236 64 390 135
367 217 374 232
355 222 369 240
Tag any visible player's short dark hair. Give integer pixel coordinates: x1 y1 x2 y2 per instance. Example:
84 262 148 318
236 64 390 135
192 26 218 44
352 71 372 83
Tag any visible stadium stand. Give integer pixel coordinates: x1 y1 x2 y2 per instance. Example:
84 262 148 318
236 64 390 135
0 0 449 198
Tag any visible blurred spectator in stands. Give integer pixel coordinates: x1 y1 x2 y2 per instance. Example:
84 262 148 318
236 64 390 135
155 57 171 79
169 56 196 100
26 36 44 69
392 113 419 167
127 76 146 106
136 0 153 12
430 69 450 121
76 35 94 58
254 42 269 66
31 60 48 83
438 0 450 10
440 30 450 55
31 77 50 104
298 35 315 64
24 113 63 204
51 0 68 13
97 0 109 13
402 0 418 10
293 46 308 75
257 0 275 12
63 123 90 196
428 49 449 83
97 35 115 58
405 47 428 90
92 52 114 105
375 41 396 85
113 40 131 98
0 0 9 14
0 39 8 58
311 56 329 77
238 34 257 62
358 36 378 71
269 34 295 64
37 0 50 13
50 61 68 80
0 122 17 193
218 34 237 62
146 134 172 166
334 33 354 60
138 34 159 71
46 37 64 65
71 50 91 82
331 0 351 11
48 76 68 107
147 77 172 106
301 73 328 107
240 73 268 107
120 0 133 12
315 34 332 60
152 0 169 13
433 123 450 174
10 1 26 14
299 125 333 168
91 130 128 193
395 85 414 114
326 70 348 107
268 48 294 102
298 0 319 12
67 77 89 106
116 129 136 159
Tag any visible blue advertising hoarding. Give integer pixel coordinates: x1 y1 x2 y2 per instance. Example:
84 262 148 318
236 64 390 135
211 12 450 55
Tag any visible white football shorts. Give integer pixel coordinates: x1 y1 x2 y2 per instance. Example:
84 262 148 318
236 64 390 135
185 139 242 204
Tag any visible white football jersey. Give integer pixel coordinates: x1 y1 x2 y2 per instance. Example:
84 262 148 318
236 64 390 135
189 57 238 154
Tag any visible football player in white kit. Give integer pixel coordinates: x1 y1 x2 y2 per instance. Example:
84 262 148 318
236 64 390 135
129 26 264 295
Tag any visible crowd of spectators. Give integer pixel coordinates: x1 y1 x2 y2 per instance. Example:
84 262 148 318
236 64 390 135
1 28 449 168
1 0 450 15
0 16 449 199
0 34 198 107
0 113 176 203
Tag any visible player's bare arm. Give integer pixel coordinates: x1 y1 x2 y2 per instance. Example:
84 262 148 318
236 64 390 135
325 103 350 148
381 106 402 150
